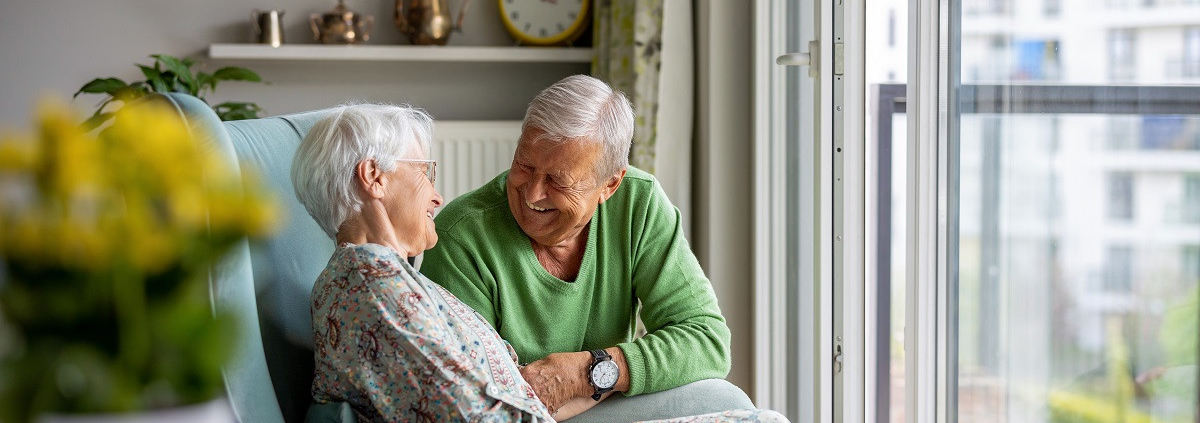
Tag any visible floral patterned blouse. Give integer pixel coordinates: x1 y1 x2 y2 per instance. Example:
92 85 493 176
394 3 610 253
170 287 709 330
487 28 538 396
311 243 556 422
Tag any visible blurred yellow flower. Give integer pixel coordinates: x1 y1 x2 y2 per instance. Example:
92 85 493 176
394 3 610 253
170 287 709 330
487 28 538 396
0 99 277 274
1 96 276 420
0 136 36 170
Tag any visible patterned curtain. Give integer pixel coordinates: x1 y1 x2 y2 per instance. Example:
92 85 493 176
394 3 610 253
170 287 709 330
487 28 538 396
592 0 665 174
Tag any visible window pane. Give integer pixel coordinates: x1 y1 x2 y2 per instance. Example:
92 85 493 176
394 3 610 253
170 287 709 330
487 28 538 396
1185 175 1200 223
1107 172 1135 222
954 0 1200 421
956 112 1200 423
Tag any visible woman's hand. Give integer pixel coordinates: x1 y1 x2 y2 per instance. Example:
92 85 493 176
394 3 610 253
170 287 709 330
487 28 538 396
519 351 591 414
553 392 613 421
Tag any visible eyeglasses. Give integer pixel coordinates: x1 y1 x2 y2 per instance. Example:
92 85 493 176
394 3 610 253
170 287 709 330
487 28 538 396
397 159 437 185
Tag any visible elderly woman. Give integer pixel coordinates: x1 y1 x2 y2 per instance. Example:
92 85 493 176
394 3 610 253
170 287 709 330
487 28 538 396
290 104 555 422
420 75 786 422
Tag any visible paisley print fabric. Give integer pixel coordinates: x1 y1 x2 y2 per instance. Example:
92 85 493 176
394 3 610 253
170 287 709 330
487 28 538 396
311 243 554 422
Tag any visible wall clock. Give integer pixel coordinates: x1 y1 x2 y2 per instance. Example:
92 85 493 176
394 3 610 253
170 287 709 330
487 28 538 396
498 0 591 46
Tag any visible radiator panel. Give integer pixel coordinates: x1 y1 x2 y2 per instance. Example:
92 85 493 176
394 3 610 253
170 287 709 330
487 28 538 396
431 121 523 205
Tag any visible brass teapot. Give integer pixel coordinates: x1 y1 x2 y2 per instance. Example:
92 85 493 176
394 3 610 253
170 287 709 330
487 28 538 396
395 0 471 46
310 0 375 44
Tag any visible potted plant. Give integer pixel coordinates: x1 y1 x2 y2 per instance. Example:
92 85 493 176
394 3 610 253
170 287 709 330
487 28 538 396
0 101 277 422
74 54 265 129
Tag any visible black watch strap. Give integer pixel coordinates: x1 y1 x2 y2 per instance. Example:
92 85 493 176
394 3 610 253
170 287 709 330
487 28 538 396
590 348 611 361
588 349 614 401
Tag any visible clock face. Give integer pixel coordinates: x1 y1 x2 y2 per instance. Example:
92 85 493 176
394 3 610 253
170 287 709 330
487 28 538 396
591 359 619 389
499 0 590 46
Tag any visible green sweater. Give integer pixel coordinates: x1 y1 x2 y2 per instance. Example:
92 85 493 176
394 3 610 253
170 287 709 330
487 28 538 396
420 167 731 396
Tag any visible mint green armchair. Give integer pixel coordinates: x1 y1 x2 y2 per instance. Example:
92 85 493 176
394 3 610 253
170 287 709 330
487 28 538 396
154 93 755 423
151 92 334 423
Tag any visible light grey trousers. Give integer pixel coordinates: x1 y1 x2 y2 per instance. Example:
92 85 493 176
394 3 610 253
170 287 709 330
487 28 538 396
305 378 788 423
568 379 784 423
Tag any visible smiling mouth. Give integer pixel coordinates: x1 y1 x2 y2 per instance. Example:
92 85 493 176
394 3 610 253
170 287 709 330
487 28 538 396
426 211 434 219
525 201 549 212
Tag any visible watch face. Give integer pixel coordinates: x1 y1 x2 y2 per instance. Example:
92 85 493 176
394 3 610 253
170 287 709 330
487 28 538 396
500 0 588 45
591 360 619 389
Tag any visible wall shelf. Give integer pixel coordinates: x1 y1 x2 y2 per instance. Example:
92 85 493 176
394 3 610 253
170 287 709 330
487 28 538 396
208 44 593 63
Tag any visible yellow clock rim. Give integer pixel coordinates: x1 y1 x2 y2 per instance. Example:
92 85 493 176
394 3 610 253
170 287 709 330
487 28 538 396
498 0 591 46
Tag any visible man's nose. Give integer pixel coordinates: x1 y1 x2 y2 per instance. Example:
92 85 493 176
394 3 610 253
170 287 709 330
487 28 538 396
525 175 549 202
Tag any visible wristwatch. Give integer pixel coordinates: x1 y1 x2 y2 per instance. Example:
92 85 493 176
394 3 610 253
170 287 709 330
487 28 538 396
587 349 619 400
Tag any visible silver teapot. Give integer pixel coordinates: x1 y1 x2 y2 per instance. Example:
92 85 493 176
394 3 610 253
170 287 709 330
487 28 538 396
310 0 374 44
394 0 470 46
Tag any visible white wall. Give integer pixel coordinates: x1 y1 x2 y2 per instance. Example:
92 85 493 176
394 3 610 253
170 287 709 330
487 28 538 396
0 0 588 124
695 0 755 397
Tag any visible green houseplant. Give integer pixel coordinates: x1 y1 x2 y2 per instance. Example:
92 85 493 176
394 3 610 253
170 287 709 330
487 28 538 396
74 54 264 129
0 100 277 422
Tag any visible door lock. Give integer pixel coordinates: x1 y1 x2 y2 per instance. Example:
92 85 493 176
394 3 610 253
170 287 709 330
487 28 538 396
833 339 844 374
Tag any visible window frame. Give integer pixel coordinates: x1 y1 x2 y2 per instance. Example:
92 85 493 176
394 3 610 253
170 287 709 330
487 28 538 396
906 0 959 421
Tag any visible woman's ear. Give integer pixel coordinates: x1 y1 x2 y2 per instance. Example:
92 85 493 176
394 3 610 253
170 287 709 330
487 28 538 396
354 159 387 199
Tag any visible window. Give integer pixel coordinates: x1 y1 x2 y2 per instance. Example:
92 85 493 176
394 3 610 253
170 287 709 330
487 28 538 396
888 9 896 48
1109 29 1137 82
1185 174 1200 224
902 0 1200 419
1044 0 1061 17
1141 115 1200 150
1185 246 1200 282
1108 172 1135 221
964 0 1012 16
1107 116 1139 150
1103 245 1134 293
1186 27 1200 78
991 0 1012 14
1014 40 1061 81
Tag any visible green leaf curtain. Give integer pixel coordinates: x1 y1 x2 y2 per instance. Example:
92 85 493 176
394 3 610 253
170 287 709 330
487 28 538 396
592 0 665 174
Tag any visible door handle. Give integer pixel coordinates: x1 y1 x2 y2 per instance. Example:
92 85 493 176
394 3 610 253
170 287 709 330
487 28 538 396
775 40 819 78
775 53 811 66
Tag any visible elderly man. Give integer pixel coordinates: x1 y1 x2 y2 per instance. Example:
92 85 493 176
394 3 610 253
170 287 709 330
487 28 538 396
421 75 753 421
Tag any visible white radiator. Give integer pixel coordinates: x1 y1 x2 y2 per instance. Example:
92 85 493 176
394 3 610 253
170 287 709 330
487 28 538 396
431 120 523 204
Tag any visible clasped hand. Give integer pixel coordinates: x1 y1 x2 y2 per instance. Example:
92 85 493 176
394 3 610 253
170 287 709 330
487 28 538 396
519 351 592 415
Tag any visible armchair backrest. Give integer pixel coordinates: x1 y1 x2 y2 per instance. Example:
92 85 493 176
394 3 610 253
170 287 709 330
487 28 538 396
155 93 335 423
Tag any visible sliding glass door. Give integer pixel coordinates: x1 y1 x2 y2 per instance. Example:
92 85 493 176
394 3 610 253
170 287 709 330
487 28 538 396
907 0 1200 421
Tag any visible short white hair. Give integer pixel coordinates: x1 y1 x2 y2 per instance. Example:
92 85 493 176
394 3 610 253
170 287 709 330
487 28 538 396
522 75 634 179
291 103 434 239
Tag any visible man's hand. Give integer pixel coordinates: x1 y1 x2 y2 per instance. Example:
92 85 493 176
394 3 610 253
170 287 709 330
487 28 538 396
520 351 591 414
520 347 631 418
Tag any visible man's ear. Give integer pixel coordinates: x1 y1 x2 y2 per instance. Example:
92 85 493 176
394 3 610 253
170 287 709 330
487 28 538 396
354 159 387 200
597 169 626 204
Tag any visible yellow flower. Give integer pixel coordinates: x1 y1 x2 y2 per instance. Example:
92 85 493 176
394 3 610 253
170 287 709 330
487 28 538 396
35 103 103 198
0 98 277 274
0 134 37 171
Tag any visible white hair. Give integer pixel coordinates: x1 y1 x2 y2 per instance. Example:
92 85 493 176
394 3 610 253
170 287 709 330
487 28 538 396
522 74 635 179
291 103 434 239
